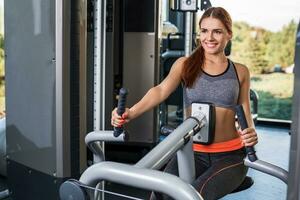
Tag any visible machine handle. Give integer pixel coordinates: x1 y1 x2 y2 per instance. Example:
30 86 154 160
113 88 128 137
160 125 175 136
236 105 258 162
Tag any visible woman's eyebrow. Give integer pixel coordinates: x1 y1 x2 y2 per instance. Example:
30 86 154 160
200 28 224 32
200 28 224 31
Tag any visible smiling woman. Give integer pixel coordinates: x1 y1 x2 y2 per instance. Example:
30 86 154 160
111 7 258 200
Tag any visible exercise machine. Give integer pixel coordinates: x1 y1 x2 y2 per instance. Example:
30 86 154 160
60 88 207 200
59 88 288 200
60 88 206 200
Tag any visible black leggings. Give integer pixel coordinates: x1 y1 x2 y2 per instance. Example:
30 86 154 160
150 148 248 200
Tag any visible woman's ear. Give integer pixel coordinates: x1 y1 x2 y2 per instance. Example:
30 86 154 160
228 33 233 40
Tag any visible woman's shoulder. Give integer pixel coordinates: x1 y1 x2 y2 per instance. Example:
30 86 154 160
175 56 188 64
231 61 250 77
171 56 188 70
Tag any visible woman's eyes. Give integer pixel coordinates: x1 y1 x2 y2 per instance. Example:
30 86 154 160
200 30 223 34
214 30 222 34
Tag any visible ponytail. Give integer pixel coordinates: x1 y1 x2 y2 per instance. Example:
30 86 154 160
182 46 205 88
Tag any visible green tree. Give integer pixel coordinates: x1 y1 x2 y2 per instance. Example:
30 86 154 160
231 21 252 63
232 23 270 73
266 20 297 69
245 35 269 74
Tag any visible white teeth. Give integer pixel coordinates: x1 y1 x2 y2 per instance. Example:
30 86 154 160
206 43 216 48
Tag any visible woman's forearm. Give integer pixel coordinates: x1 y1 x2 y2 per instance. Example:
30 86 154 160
129 86 167 120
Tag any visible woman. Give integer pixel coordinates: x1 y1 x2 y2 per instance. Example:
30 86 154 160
111 7 258 200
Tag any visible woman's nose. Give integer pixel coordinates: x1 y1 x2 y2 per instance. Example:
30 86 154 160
207 31 214 40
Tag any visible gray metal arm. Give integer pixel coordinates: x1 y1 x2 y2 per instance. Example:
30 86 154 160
79 161 203 200
244 158 288 184
161 50 185 59
80 115 204 199
85 131 125 144
85 131 125 162
135 116 203 170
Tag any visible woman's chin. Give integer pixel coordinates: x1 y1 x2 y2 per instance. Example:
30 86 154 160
204 49 221 55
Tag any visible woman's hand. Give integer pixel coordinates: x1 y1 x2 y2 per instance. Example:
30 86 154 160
240 127 258 147
111 108 130 127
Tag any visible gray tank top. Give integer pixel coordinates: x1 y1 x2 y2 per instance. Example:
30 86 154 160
183 59 240 109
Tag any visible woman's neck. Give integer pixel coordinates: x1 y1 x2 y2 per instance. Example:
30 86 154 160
204 53 227 65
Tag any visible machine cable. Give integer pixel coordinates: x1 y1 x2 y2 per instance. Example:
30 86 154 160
62 179 145 200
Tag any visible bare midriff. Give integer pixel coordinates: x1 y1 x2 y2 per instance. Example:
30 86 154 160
185 106 243 152
212 107 240 142
186 106 239 142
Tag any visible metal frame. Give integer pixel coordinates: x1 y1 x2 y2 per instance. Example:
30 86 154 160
55 0 71 179
184 12 193 56
287 21 300 200
61 115 206 200
93 0 107 131
79 0 88 173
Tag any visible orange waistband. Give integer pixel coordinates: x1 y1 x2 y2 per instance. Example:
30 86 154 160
193 137 244 153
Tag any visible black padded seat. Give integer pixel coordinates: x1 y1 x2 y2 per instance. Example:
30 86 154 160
230 176 254 193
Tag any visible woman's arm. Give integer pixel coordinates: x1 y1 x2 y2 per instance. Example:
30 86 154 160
236 63 258 146
237 64 254 128
112 57 186 126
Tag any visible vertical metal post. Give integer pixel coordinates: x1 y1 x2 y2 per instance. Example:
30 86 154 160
287 21 300 200
79 0 88 174
94 0 106 131
183 11 193 120
184 12 193 56
162 0 169 22
177 139 195 183
55 0 71 178
94 0 107 199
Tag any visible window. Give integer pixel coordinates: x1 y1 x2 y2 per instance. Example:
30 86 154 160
210 0 299 121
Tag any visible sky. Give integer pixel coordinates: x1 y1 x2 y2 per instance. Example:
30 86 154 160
0 0 299 33
210 0 300 32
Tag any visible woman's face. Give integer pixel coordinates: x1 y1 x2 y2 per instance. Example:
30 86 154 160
199 17 232 55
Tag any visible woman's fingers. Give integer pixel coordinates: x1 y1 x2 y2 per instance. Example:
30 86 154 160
111 108 129 127
111 118 125 127
241 127 255 135
240 128 258 146
242 136 258 146
241 132 256 139
111 108 121 127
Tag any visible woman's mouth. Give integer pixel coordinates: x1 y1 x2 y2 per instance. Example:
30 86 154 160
205 42 218 48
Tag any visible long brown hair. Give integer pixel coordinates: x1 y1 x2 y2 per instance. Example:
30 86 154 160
182 7 233 88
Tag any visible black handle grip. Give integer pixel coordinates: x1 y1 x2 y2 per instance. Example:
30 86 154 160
236 105 258 162
160 125 175 136
113 88 128 137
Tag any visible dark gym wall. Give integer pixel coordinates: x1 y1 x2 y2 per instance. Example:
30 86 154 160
105 0 160 144
122 0 160 144
124 0 155 32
